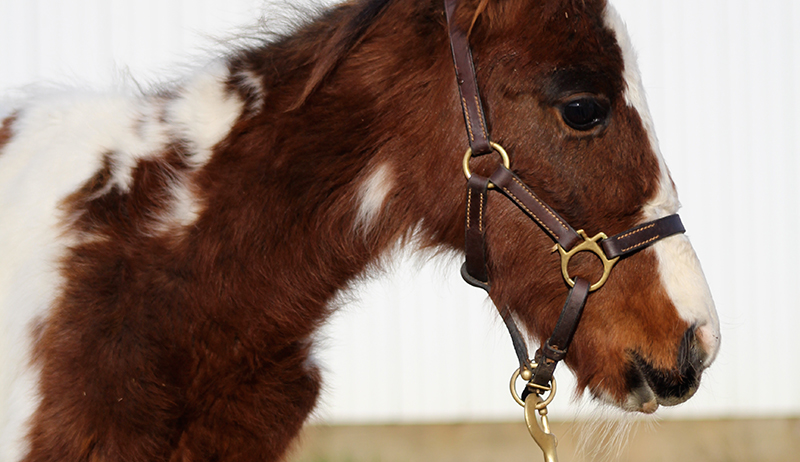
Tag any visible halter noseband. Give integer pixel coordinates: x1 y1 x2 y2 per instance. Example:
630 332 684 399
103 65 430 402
444 0 685 457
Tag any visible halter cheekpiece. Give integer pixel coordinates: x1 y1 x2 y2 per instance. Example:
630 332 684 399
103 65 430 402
444 1 686 459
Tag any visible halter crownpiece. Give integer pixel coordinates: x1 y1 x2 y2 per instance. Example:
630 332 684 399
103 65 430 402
444 1 686 460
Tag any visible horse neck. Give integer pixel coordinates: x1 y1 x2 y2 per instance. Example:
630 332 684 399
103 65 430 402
195 17 465 332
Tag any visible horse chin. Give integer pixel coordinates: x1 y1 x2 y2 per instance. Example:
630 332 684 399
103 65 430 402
593 324 707 414
622 382 660 414
595 365 700 415
616 351 703 414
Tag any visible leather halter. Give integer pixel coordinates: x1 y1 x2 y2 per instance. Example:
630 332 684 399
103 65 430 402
444 0 686 396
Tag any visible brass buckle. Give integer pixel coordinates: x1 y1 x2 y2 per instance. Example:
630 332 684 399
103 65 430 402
555 230 619 292
462 142 510 183
509 362 557 408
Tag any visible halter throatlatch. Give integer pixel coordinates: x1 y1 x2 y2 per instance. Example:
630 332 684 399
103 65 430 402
444 1 686 460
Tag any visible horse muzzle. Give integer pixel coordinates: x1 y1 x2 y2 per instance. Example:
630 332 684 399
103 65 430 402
624 325 712 414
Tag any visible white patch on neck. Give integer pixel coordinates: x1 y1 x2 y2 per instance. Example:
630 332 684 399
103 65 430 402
355 163 394 232
147 179 204 237
109 98 172 193
603 5 720 361
167 181 203 228
165 61 244 168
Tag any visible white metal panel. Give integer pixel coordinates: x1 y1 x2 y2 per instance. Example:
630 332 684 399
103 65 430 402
1 0 798 423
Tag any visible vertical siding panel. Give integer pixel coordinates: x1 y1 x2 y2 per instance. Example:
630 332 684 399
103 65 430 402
0 0 41 89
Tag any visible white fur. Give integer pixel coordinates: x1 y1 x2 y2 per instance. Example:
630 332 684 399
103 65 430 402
0 93 115 461
355 162 394 232
165 61 245 168
0 63 242 461
603 5 720 362
147 180 205 237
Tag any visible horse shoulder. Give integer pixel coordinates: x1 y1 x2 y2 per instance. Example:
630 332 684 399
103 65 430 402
0 61 249 461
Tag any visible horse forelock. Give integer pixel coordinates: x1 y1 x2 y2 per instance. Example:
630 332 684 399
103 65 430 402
456 0 609 34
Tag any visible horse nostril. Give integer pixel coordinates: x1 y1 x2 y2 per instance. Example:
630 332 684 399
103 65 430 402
679 325 709 373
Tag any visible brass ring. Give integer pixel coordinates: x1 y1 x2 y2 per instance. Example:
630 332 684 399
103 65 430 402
509 363 557 408
556 230 620 292
462 142 511 180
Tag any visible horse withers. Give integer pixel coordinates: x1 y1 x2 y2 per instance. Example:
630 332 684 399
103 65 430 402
0 0 720 461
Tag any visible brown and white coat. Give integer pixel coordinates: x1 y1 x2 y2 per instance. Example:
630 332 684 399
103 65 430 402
0 1 719 461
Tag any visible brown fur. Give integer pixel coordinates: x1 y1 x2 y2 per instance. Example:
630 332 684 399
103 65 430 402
20 0 698 460
0 114 15 152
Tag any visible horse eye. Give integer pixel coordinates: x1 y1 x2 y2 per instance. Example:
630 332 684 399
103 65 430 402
560 97 608 131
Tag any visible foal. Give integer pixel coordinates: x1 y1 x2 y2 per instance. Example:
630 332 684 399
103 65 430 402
0 0 719 461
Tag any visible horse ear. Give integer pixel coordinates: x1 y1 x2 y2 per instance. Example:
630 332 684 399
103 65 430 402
454 0 524 38
289 0 393 111
467 0 491 36
448 0 491 36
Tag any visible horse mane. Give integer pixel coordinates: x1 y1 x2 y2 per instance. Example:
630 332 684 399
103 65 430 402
291 0 395 110
284 0 596 110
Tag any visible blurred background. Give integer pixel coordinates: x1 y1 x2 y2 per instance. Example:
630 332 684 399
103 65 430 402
1 0 798 460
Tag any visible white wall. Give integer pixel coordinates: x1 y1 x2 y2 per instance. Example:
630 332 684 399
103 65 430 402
1 0 797 423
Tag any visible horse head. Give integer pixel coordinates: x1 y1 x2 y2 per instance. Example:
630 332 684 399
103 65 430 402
441 0 720 413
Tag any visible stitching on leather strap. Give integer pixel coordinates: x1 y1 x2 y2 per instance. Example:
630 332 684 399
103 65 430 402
475 95 487 139
510 177 569 232
479 189 484 233
621 235 660 253
461 96 475 142
501 187 556 237
467 187 472 229
616 222 655 241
